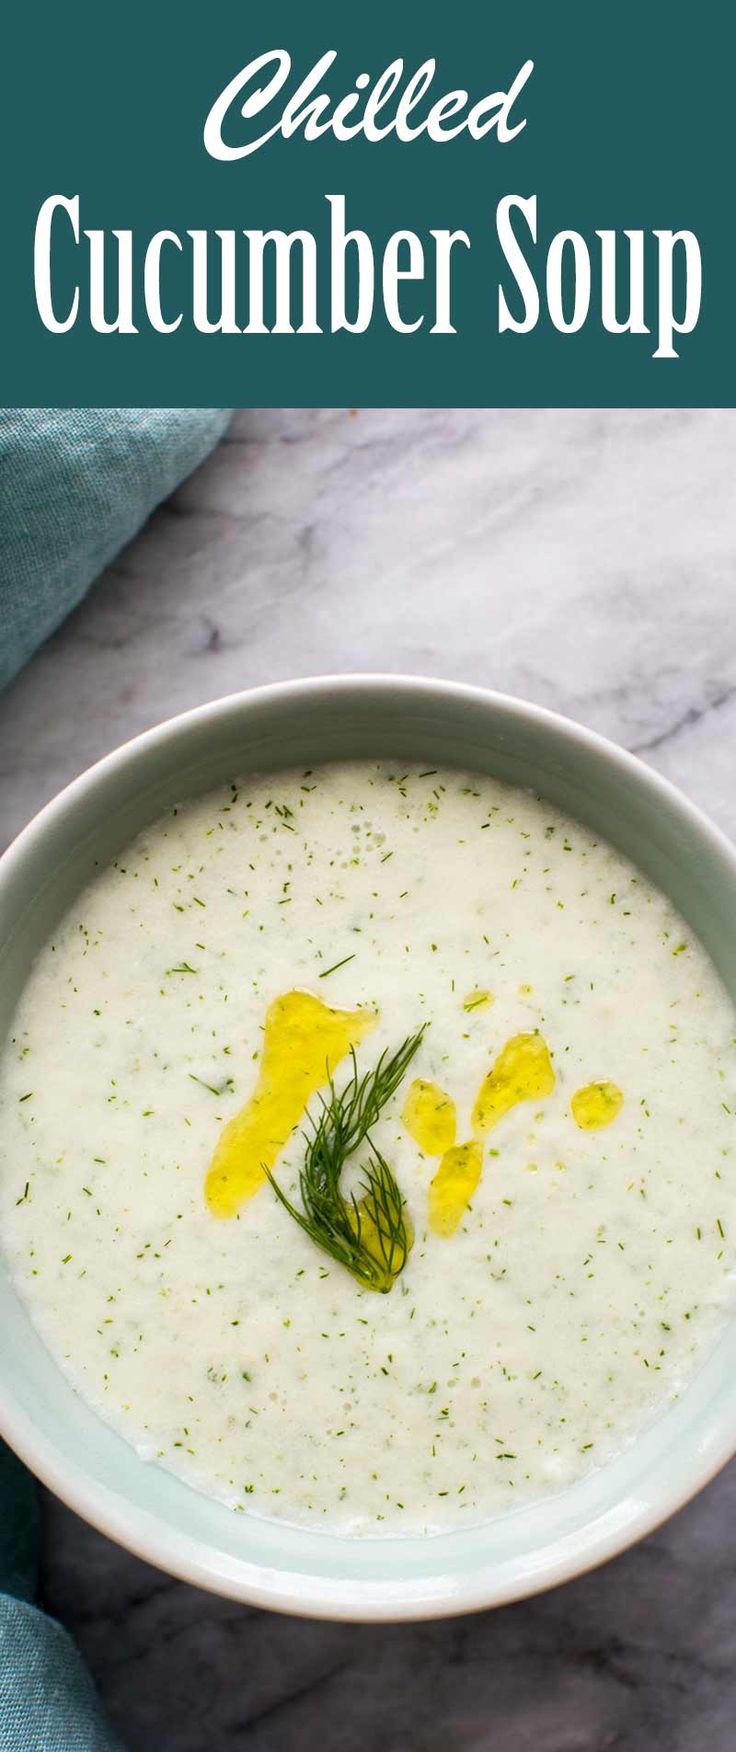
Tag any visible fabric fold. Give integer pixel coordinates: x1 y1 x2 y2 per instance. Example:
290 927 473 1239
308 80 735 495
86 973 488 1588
0 1597 124 1752
0 408 232 691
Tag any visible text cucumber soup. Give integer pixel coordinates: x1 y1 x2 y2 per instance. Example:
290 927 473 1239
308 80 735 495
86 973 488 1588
1 762 735 1533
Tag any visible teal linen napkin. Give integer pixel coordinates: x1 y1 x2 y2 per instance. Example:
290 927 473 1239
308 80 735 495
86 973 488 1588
0 408 232 690
0 1442 38 1604
0 406 232 1749
0 1591 124 1752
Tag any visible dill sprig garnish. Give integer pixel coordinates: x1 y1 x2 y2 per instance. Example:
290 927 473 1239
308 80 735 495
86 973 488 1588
265 1028 425 1293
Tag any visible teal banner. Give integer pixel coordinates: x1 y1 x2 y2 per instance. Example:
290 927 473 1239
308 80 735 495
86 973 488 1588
3 0 732 405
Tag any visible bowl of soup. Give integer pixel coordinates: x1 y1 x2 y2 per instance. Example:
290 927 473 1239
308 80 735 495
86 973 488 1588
1 674 736 1619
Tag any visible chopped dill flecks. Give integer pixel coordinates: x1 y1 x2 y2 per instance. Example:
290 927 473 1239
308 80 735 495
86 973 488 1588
318 954 357 980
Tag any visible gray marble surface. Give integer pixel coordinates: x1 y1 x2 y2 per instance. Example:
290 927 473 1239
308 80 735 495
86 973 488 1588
2 406 736 1750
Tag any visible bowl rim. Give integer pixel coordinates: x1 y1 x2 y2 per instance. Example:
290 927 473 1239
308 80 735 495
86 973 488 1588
2 669 736 1622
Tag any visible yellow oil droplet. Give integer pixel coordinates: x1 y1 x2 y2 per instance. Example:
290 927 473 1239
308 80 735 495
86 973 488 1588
428 1140 483 1237
518 983 533 996
462 989 494 1013
402 1079 456 1155
472 1032 555 1134
205 991 376 1218
571 1080 624 1130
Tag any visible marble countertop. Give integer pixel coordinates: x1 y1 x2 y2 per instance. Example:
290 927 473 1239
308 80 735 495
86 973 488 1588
2 407 736 1750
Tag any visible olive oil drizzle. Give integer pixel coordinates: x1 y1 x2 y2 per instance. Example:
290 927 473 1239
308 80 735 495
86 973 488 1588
205 991 376 1218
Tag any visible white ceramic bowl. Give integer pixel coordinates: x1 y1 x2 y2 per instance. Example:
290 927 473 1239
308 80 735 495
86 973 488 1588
2 675 736 1620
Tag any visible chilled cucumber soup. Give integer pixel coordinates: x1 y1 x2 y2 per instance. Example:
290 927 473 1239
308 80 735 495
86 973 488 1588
2 761 736 1534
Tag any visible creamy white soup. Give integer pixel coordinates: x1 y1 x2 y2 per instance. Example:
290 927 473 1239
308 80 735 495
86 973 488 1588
1 762 735 1534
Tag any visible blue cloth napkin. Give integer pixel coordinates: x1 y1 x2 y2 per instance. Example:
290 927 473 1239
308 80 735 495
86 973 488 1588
0 407 232 1749
0 408 232 690
0 1593 124 1752
1 1441 124 1748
